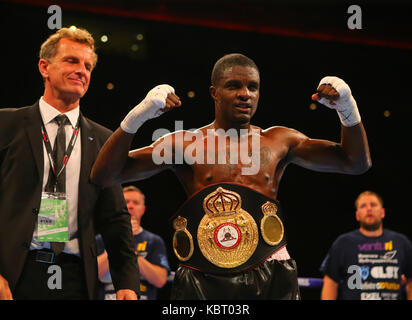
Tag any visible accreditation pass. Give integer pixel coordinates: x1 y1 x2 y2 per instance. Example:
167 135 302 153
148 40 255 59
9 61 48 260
37 192 69 242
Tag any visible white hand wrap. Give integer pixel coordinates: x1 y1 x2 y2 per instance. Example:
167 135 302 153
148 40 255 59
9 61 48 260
121 84 175 134
317 76 361 127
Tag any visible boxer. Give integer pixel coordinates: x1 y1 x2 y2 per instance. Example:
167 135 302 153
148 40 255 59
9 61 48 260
91 53 371 299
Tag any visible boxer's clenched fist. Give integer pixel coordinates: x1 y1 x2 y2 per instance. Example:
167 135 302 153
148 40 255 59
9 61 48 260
142 84 181 115
121 85 181 134
312 76 361 127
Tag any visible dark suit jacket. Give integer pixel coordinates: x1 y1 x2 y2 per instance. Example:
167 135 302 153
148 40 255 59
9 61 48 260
0 102 139 299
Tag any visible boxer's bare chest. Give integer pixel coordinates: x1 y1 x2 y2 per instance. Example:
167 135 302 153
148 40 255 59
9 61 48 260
174 128 291 199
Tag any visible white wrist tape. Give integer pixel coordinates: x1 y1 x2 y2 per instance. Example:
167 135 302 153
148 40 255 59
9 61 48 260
121 84 175 134
317 76 361 127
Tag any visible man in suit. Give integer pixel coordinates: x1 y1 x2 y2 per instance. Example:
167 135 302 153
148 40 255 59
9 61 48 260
0 27 139 300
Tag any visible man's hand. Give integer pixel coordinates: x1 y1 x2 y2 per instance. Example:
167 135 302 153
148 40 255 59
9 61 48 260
131 217 140 235
312 76 361 127
120 84 181 134
0 274 13 300
116 289 138 300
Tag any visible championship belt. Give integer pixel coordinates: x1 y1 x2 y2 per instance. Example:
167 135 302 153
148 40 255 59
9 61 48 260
171 183 286 274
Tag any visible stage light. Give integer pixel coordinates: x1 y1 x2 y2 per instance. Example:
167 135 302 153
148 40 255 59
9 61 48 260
136 34 144 41
131 44 139 52
383 110 391 118
100 35 108 43
69 25 77 31
187 91 195 98
309 103 317 110
106 83 114 90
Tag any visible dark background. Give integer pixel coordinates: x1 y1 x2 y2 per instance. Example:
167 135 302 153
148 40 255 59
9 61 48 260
1 0 411 300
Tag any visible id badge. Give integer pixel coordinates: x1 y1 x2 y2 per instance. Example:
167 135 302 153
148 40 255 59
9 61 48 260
37 192 69 242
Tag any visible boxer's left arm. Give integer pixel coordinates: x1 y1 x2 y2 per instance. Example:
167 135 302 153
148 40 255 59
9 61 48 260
287 77 371 174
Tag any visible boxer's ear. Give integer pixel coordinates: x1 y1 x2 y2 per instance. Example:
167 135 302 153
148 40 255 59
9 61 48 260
209 86 217 101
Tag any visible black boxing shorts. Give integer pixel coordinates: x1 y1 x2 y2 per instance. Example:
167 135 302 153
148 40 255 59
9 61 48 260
171 258 300 300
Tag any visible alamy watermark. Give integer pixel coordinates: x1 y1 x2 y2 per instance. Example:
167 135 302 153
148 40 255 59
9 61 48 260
47 265 62 290
347 265 362 289
347 5 362 30
151 121 261 175
47 5 62 30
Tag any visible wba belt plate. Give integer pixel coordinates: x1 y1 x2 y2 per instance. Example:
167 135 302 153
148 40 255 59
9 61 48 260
197 186 259 268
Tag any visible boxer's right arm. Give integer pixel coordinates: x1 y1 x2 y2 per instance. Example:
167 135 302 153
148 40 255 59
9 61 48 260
91 85 181 187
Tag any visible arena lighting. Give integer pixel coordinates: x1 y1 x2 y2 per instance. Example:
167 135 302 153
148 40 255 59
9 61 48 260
383 110 391 118
187 91 195 98
100 35 108 43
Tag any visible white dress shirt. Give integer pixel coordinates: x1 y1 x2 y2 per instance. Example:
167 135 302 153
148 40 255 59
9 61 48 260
30 97 82 256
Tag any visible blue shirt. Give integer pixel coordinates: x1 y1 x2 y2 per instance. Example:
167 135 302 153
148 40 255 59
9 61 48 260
320 229 412 300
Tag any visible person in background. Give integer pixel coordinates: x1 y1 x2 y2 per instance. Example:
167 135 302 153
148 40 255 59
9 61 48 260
320 191 412 300
97 186 170 300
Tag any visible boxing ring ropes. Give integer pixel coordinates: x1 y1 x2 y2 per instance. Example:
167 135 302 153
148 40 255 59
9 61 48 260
166 272 324 288
166 273 407 295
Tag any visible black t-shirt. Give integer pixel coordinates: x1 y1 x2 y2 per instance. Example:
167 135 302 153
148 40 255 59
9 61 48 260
320 229 412 300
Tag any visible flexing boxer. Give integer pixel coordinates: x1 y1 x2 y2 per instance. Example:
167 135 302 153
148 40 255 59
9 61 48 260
91 53 371 299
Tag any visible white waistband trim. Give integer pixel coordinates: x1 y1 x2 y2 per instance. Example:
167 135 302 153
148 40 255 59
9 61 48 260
266 247 290 261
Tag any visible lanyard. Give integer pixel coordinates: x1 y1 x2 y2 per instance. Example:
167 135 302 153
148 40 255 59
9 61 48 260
41 116 80 180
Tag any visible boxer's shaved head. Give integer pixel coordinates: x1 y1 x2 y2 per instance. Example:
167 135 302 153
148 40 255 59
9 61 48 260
211 53 259 86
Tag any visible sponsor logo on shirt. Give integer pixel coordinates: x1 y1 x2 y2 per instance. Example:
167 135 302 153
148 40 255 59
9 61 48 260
358 250 398 264
370 266 399 280
361 291 399 300
360 281 400 290
358 240 393 251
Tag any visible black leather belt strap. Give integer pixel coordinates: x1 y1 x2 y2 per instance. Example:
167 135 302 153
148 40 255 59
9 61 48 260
27 250 81 264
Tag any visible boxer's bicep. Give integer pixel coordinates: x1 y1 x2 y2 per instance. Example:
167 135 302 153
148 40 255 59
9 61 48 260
122 136 176 181
288 136 350 173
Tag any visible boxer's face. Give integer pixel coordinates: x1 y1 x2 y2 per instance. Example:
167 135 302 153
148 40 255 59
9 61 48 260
210 65 260 126
40 38 93 101
124 191 146 220
356 194 385 231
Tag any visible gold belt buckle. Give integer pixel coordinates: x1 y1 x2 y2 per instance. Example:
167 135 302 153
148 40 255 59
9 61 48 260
197 187 258 269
